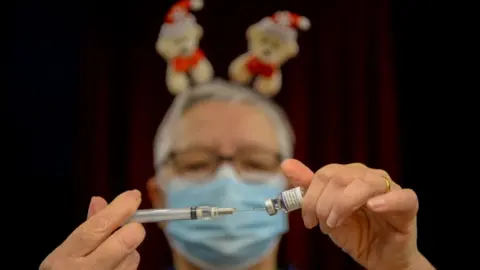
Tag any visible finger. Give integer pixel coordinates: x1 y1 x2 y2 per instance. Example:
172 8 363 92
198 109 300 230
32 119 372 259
281 159 314 188
327 170 392 228
316 178 343 232
114 251 140 270
367 188 419 232
301 164 341 229
88 223 145 270
87 197 108 219
60 190 142 257
301 175 325 229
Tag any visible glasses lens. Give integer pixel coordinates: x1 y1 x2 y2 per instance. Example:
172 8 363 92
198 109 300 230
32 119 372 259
235 150 281 183
172 150 217 181
168 148 282 184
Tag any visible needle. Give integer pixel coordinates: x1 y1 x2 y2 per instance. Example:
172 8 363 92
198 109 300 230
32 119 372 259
235 208 266 212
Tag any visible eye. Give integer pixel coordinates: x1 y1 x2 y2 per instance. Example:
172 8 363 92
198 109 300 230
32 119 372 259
271 41 280 49
241 160 272 171
180 160 212 171
173 153 215 173
174 37 186 45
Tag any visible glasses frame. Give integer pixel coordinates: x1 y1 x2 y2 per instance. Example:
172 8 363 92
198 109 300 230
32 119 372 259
158 146 283 178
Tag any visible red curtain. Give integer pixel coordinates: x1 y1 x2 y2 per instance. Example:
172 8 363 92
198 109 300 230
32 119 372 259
75 0 398 269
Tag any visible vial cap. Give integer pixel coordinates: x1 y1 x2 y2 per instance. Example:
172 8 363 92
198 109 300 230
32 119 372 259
264 199 277 216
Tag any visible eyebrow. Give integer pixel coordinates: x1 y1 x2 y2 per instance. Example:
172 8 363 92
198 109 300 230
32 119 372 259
236 142 279 153
173 142 279 154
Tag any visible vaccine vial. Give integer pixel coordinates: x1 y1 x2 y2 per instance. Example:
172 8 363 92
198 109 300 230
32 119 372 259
264 187 305 216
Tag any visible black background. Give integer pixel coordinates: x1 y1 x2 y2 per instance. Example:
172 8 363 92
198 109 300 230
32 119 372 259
8 0 457 268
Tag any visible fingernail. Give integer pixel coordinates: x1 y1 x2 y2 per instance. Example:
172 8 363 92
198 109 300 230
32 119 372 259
367 197 385 210
303 215 314 229
326 211 338 228
129 189 141 200
87 197 95 218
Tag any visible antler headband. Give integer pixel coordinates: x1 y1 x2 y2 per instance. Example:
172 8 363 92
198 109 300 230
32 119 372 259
156 2 310 98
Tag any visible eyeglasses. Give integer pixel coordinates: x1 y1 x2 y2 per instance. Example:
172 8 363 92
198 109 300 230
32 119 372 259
162 146 282 183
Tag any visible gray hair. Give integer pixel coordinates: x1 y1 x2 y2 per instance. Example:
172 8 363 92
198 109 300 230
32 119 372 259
153 79 295 168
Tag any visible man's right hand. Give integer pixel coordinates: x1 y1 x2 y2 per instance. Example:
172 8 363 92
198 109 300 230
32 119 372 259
40 190 146 270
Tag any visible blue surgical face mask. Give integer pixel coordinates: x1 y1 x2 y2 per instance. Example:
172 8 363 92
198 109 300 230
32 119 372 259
163 164 288 270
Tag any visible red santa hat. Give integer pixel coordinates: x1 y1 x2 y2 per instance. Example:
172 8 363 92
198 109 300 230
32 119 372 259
164 0 203 24
159 0 204 37
256 11 310 41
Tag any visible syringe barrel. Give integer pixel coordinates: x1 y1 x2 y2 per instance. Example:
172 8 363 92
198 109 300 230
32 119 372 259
127 206 232 223
129 208 192 223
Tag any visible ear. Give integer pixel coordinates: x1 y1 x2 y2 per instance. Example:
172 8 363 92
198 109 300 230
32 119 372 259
287 42 299 58
247 17 273 40
246 24 260 41
194 24 203 39
146 176 165 209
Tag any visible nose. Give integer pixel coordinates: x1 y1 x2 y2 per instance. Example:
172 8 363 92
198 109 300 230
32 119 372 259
263 48 271 56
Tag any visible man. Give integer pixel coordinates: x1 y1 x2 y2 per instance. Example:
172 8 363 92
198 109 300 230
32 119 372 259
40 80 435 270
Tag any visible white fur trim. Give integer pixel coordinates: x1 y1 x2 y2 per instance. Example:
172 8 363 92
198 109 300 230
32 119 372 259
159 17 196 37
275 12 291 26
298 16 311 30
190 0 203 10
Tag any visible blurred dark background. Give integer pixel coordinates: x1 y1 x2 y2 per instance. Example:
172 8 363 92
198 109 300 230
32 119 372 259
9 0 449 269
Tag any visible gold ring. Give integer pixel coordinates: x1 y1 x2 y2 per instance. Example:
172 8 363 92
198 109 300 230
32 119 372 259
382 175 391 193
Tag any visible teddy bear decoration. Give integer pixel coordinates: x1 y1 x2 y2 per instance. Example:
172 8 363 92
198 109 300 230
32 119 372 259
156 0 214 95
228 11 310 97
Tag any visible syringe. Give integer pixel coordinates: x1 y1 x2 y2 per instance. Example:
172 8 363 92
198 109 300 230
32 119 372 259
127 206 236 223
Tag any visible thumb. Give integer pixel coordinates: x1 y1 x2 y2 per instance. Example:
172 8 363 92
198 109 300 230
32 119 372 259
281 159 314 189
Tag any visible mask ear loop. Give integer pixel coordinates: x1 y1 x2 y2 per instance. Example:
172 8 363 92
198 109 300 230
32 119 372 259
156 0 214 95
227 11 310 98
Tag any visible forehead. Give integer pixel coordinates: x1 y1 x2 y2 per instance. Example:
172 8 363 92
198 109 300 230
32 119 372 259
172 100 279 153
262 29 285 42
